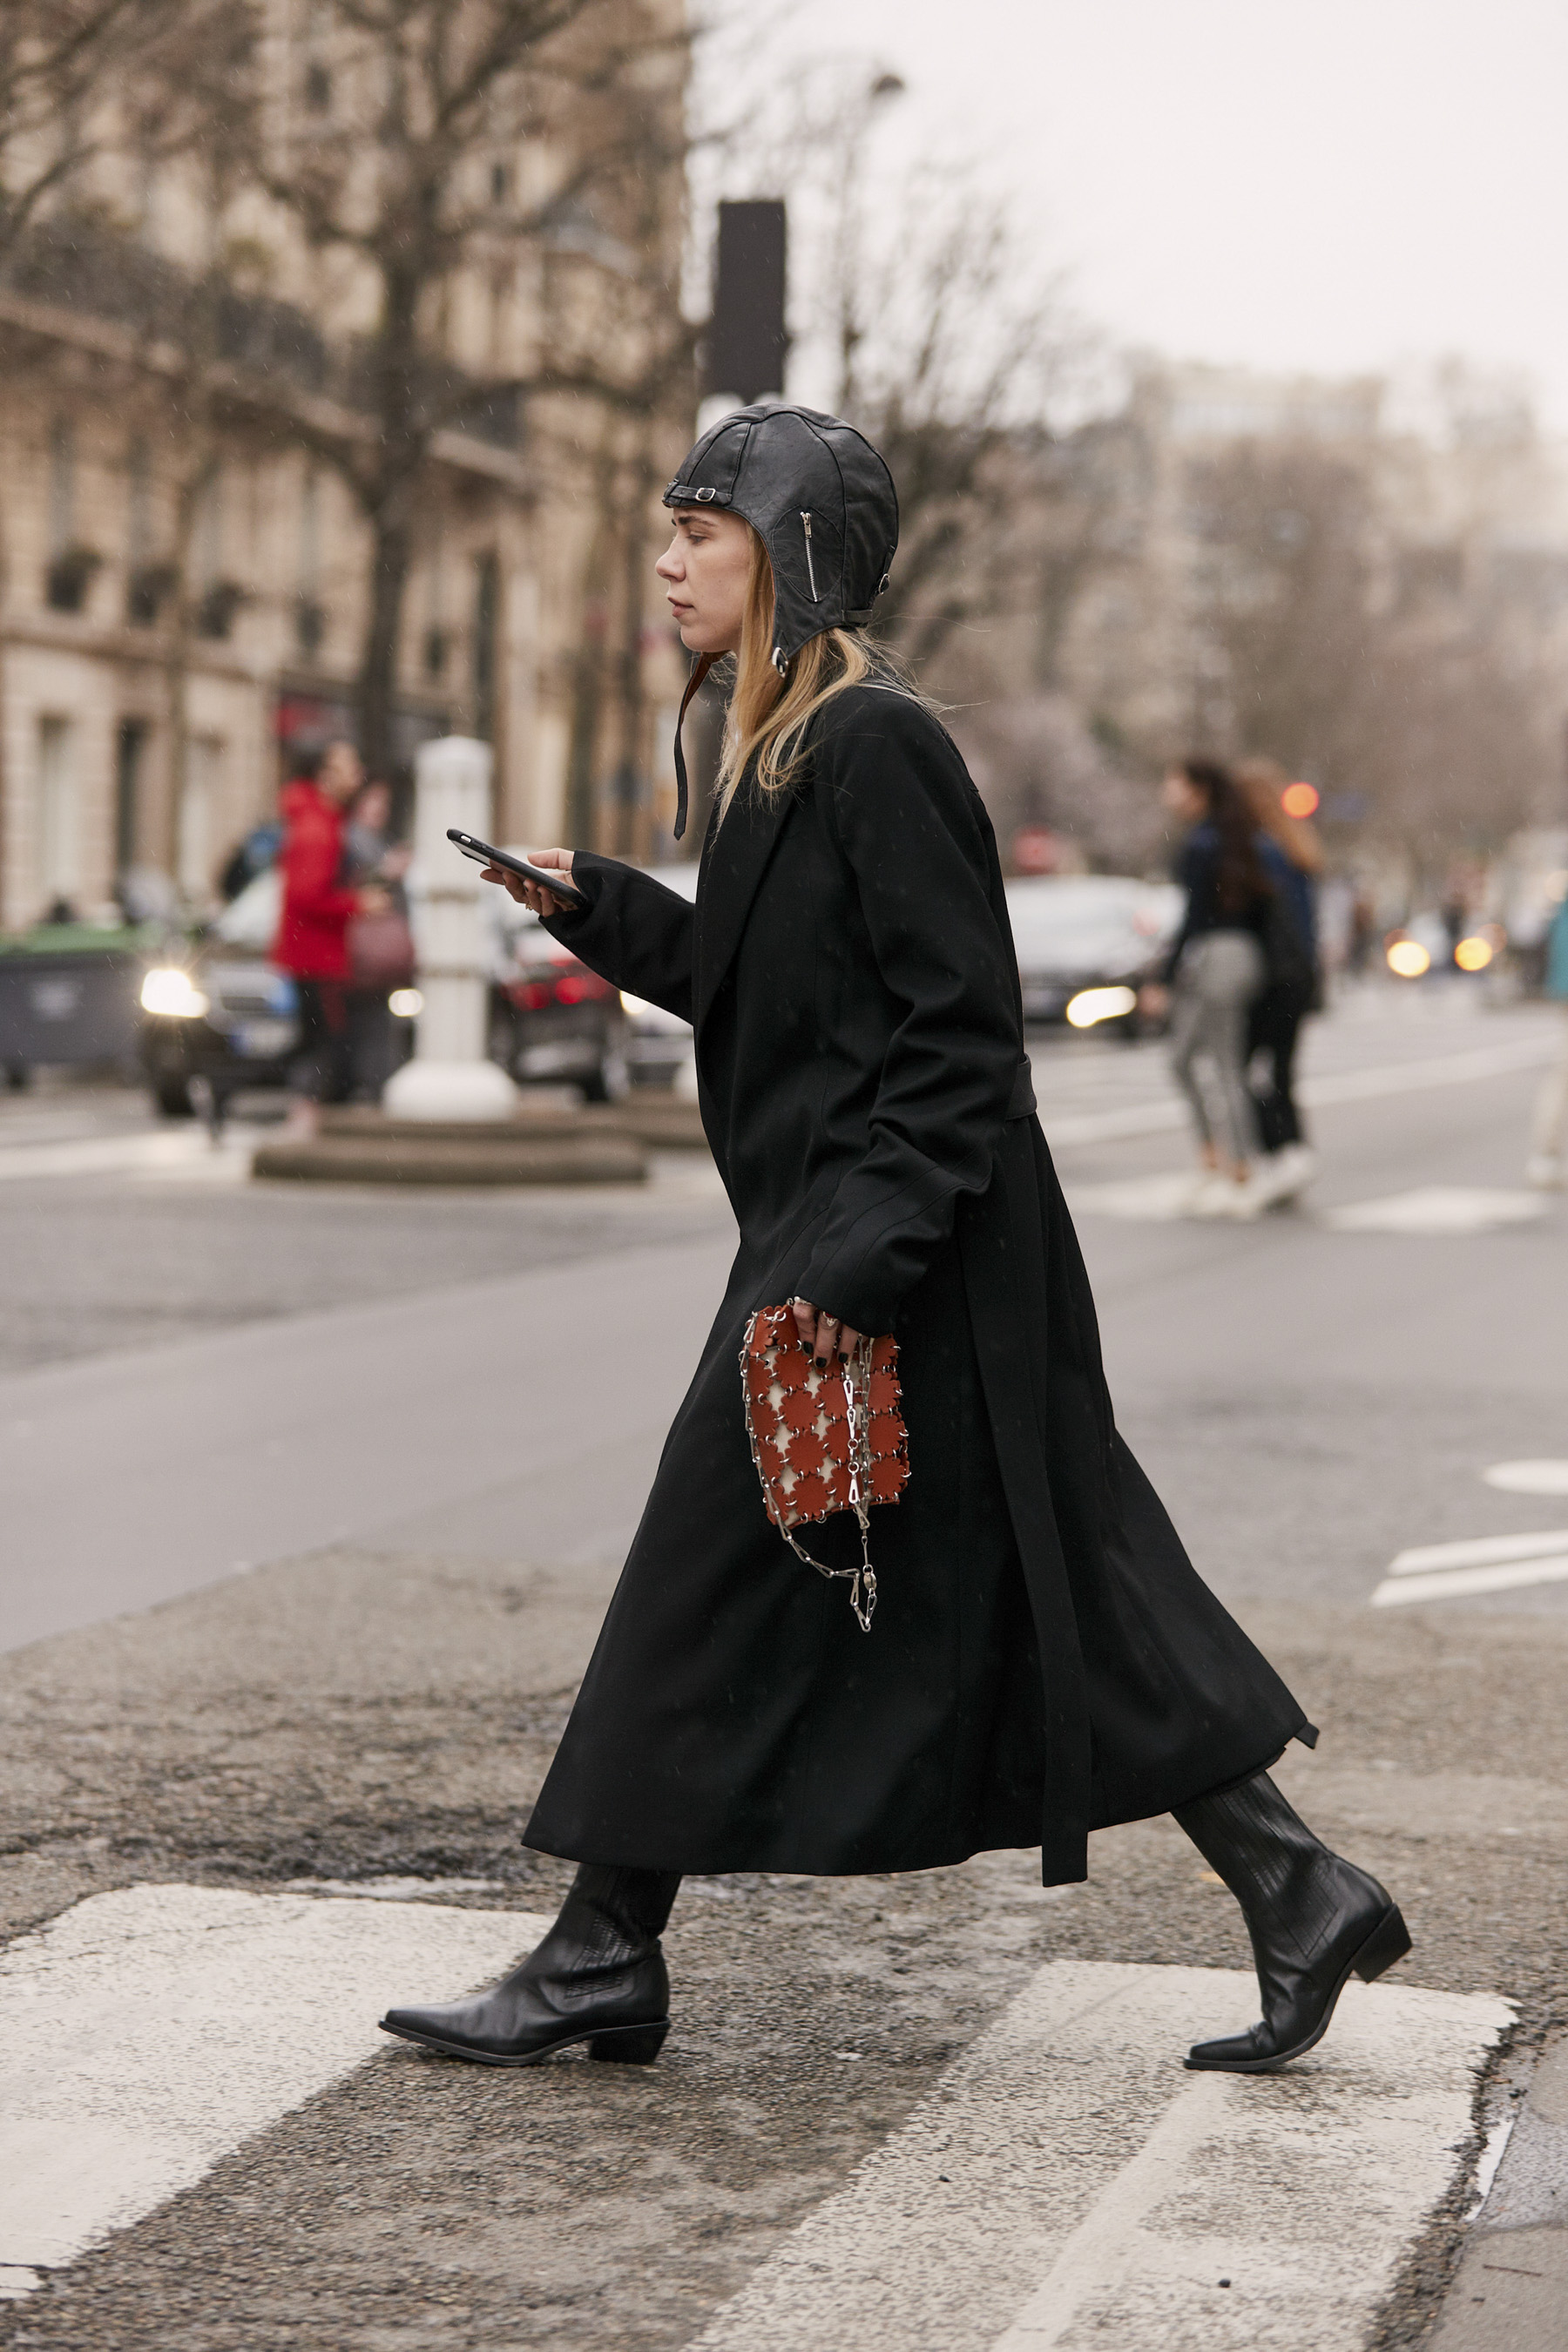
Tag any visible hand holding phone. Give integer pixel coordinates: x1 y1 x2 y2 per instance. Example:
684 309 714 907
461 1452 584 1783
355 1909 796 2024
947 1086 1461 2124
446 830 589 913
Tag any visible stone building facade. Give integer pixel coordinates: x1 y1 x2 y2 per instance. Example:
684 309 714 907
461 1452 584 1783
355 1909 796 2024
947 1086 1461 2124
0 0 690 933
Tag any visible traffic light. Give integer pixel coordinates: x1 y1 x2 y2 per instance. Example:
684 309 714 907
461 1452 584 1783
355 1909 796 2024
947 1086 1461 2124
705 201 788 406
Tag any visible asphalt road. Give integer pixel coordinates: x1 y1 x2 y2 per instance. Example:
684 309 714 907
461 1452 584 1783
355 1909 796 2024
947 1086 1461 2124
2 977 1566 2349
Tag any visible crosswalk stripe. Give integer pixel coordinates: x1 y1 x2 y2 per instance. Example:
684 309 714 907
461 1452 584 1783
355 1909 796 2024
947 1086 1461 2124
1324 1186 1546 1233
1042 1032 1558 1148
1389 1530 1568 1575
0 1132 240 1183
0 1885 544 2283
683 1960 1509 2352
1371 1554 1568 1607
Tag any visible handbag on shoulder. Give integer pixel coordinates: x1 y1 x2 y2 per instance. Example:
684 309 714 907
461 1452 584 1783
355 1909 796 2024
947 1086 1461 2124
739 1302 909 1632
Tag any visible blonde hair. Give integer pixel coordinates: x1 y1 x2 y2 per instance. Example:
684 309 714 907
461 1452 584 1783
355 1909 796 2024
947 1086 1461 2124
715 526 896 811
1234 754 1324 875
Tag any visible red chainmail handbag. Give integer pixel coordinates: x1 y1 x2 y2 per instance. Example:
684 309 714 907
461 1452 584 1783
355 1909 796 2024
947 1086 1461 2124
739 1302 910 1632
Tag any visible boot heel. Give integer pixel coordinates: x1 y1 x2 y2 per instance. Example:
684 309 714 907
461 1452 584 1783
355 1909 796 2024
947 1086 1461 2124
1352 1904 1411 1984
588 2019 669 2065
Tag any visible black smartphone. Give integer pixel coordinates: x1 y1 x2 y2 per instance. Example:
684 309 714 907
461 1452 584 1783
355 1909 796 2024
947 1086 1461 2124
446 829 590 909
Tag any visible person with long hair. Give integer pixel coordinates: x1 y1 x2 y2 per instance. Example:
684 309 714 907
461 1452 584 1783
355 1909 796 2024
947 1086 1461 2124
380 406 1406 2080
1235 756 1322 1200
1144 758 1274 1216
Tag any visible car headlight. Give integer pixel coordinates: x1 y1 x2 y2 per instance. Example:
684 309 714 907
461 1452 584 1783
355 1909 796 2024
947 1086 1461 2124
389 988 423 1017
140 966 209 1018
1065 984 1138 1028
620 990 655 1017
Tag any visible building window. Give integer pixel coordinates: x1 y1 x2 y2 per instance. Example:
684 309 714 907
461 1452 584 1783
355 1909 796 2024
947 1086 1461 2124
124 438 171 626
192 464 245 639
472 550 499 742
37 717 79 914
44 416 101 613
179 737 224 898
115 720 148 875
305 59 332 112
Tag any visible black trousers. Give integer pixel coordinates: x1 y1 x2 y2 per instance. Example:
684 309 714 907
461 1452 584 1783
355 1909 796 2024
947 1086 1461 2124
1247 980 1312 1153
289 978 353 1104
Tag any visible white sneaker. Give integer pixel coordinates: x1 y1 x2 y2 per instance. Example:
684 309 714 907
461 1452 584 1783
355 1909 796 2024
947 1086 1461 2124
1526 1154 1565 1191
1263 1144 1318 1201
1188 1171 1264 1220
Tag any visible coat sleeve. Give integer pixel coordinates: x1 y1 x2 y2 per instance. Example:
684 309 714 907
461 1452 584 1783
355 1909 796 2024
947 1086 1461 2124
540 850 694 1022
794 696 1024 1335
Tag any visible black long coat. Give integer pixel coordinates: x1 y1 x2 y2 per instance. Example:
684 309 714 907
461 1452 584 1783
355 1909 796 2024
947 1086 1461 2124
524 686 1311 1886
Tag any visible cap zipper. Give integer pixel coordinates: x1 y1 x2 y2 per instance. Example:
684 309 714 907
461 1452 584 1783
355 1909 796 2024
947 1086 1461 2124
801 510 820 601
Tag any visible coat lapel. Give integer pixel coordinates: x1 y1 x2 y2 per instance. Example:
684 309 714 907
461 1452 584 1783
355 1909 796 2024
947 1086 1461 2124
693 782 794 1033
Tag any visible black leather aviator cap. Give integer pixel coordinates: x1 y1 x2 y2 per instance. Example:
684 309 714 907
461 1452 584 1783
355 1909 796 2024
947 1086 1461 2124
662 403 899 837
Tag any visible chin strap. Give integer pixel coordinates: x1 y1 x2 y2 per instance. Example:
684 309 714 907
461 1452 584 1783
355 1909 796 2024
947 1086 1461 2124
672 651 716 841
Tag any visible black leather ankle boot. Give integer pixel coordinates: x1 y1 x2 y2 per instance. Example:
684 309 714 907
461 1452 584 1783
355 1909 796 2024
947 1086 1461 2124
1173 1770 1409 2072
380 1864 681 2066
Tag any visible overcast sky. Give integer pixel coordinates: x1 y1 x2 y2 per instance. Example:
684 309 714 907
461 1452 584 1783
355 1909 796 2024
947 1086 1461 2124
746 0 1568 429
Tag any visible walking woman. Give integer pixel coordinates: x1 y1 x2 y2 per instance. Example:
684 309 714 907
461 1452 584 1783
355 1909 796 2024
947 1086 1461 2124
382 406 1407 2077
1144 759 1273 1219
1236 756 1322 1201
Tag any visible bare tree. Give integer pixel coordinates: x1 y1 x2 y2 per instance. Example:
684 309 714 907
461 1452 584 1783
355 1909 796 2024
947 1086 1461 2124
1184 432 1558 884
0 2 144 258
232 0 689 785
1187 439 1376 779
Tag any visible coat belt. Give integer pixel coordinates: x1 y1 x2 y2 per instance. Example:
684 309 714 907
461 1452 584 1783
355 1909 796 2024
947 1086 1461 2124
958 1116 1093 1885
1005 1062 1037 1120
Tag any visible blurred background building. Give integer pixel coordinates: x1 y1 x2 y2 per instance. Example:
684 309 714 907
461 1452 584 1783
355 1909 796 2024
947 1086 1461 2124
0 0 690 932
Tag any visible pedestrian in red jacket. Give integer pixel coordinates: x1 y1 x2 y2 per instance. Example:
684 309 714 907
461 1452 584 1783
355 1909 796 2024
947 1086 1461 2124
273 738 389 1136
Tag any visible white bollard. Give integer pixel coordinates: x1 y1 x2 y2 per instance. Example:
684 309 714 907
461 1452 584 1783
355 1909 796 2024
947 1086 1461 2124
382 735 519 1121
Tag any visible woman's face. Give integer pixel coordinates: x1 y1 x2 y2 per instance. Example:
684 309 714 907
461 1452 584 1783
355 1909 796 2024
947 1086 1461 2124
1162 768 1206 821
655 506 754 654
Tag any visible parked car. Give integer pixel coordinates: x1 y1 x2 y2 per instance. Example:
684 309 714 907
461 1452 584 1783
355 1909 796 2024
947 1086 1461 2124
1005 875 1181 1037
139 869 304 1118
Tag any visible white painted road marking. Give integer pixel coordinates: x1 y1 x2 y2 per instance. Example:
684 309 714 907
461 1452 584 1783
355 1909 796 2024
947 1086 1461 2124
1066 1175 1552 1235
685 1960 1511 2352
1043 1031 1559 1149
0 1885 545 2285
1386 1530 1568 1575
1371 1529 1568 1607
1324 1186 1547 1234
1484 1459 1568 1495
0 1131 251 1184
1064 1173 1204 1221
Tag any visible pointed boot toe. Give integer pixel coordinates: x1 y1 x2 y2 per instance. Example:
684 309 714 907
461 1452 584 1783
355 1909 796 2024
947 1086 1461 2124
379 1866 679 2068
1176 1769 1411 2074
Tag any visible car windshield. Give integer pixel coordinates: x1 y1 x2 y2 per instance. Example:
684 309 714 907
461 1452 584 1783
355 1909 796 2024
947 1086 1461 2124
1005 877 1179 971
